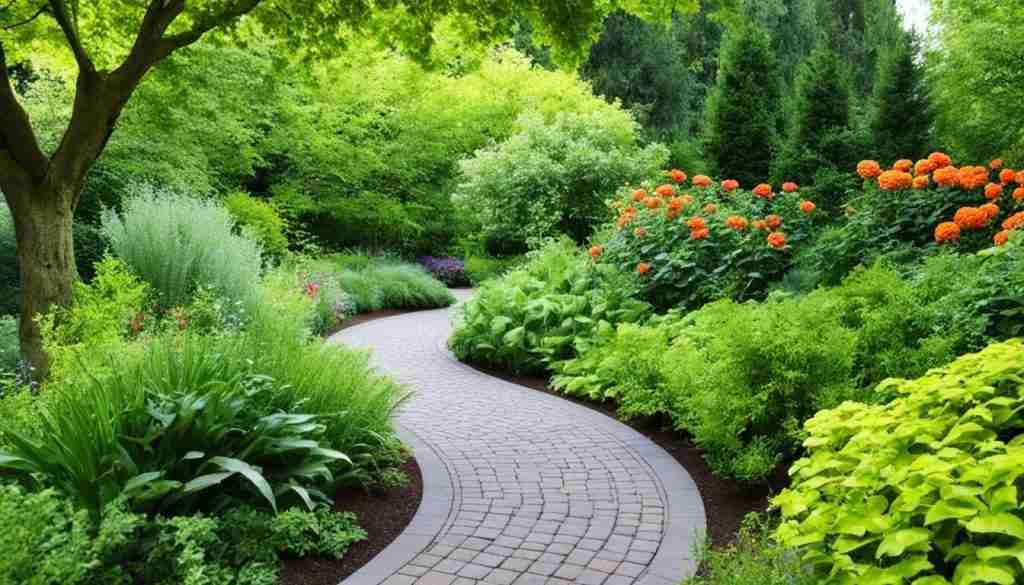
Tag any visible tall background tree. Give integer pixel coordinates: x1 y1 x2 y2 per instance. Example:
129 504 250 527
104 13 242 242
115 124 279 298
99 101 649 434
0 0 688 376
870 32 932 164
701 19 781 186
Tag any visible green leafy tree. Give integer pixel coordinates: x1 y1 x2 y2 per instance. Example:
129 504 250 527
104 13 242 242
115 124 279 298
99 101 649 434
702 19 781 186
927 0 1022 163
870 33 932 163
0 0 691 376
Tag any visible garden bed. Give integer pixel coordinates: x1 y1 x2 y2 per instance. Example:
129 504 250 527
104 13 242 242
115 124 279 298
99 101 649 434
280 457 423 585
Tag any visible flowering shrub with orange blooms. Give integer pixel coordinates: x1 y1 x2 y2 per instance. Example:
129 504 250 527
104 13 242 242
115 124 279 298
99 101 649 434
878 170 913 191
598 172 819 309
857 160 882 179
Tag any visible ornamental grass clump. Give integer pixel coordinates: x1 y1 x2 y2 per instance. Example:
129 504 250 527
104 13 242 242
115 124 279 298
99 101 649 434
775 339 1024 584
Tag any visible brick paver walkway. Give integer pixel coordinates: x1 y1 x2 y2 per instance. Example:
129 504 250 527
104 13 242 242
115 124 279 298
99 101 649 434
332 291 705 585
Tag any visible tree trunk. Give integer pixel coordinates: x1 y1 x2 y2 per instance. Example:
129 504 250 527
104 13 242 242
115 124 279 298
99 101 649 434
5 185 78 380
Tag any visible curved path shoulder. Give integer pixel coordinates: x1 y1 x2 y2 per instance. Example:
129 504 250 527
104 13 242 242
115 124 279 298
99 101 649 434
331 291 705 585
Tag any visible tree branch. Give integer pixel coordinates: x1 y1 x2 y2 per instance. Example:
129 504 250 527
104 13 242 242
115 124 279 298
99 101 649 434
48 0 93 72
155 0 264 61
2 3 49 30
0 42 48 183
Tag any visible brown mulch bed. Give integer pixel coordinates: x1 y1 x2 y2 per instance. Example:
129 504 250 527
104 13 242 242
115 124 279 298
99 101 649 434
468 363 790 549
279 457 423 585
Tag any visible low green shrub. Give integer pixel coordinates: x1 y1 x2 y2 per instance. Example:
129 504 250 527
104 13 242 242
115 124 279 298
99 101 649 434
297 255 453 316
774 339 1024 584
0 484 365 585
224 191 290 257
450 239 650 375
0 335 353 520
464 254 524 285
101 185 263 309
686 514 815 585
363 264 454 309
0 316 19 374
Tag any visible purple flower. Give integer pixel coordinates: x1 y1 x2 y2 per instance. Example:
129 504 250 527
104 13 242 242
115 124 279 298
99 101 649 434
418 256 468 286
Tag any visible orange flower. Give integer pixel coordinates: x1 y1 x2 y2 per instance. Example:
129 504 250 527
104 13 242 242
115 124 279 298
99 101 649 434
617 207 637 228
765 214 782 229
878 170 913 191
933 166 959 187
703 203 718 214
912 175 930 190
800 200 816 213
690 228 710 240
914 159 935 175
994 230 1010 246
668 196 687 211
892 159 913 172
782 182 799 193
588 245 603 259
857 160 882 179
644 197 663 209
680 194 694 205
721 179 740 193
991 159 1004 170
633 227 647 237
687 216 708 230
934 222 961 243
928 152 952 167
632 189 647 202
692 174 712 188
981 202 1000 219
637 262 650 275
958 166 988 190
1017 171 1024 185
766 232 787 249
1000 169 1016 185
655 184 676 197
953 206 990 230
669 169 687 184
1015 187 1024 201
665 208 681 221
985 182 1004 200
752 219 768 230
1003 211 1024 231
726 216 748 230
753 183 773 198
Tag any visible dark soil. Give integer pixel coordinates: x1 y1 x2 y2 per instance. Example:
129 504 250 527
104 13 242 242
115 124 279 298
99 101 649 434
468 362 790 549
279 457 423 585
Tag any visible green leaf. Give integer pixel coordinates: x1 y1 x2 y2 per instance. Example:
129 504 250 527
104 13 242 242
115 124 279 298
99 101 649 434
952 559 1015 585
876 528 932 558
182 472 234 494
964 513 1024 540
208 456 277 513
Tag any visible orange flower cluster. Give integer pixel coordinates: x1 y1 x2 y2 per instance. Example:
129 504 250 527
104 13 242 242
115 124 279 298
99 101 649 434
934 222 961 243
857 160 882 179
1018 171 1024 185
726 216 748 230
1001 169 1016 184
632 189 647 202
767 232 787 249
692 175 712 188
765 214 782 230
981 203 1000 219
670 169 687 184
994 230 1010 246
637 262 650 275
782 182 799 193
703 203 718 214
690 228 710 240
953 206 990 230
588 245 603 259
752 219 768 230
687 216 708 231
617 206 637 228
991 159 1004 170
655 184 676 198
1003 212 1024 231
721 179 740 193
912 175 929 189
985 183 1004 200
934 166 959 187
1015 187 1024 201
878 170 913 191
893 159 913 172
666 196 688 220
644 196 663 209
914 159 935 175
800 200 816 213
754 183 773 199
958 166 989 190
929 152 952 167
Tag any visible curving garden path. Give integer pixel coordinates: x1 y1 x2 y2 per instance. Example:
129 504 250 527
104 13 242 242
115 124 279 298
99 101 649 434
331 290 705 585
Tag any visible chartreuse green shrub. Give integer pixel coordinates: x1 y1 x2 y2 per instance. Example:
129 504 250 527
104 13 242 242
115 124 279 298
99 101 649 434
449 239 650 375
774 339 1024 584
0 484 365 585
224 191 290 257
